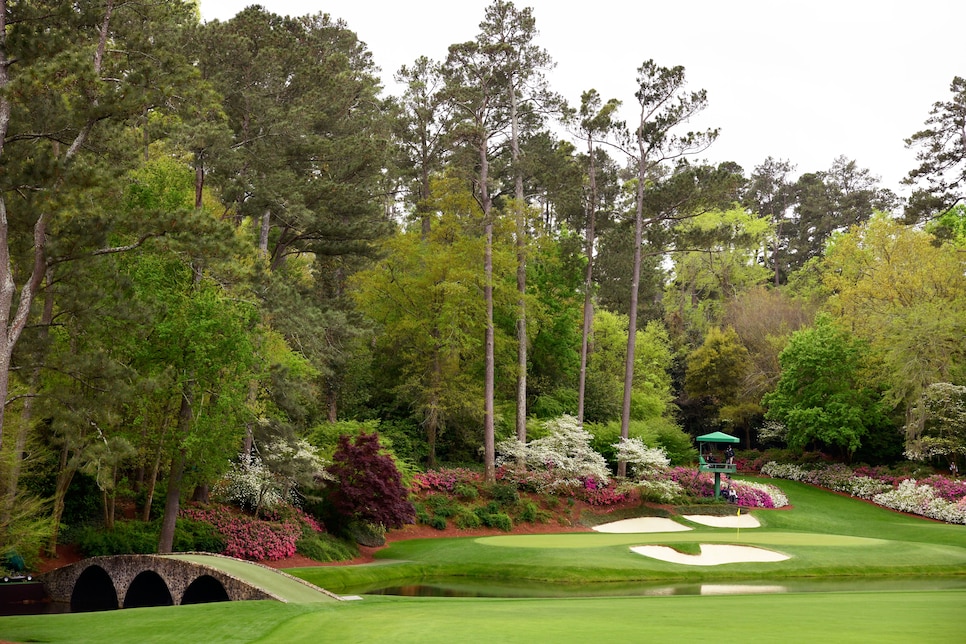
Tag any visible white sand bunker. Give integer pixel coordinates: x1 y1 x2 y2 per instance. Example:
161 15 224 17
593 517 692 533
630 544 789 566
682 514 761 528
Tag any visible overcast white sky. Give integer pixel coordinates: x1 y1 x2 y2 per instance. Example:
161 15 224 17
199 1 965 195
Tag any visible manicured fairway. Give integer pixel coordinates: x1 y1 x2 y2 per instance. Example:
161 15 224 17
1 591 963 643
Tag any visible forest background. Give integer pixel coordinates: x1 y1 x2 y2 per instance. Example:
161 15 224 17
0 0 964 565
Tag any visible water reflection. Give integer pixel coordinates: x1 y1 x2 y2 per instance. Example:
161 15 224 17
363 576 966 599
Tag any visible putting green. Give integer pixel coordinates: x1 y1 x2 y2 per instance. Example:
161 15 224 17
476 531 885 548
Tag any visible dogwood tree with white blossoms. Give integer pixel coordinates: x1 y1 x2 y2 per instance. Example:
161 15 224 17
496 415 611 490
612 437 670 480
215 438 328 514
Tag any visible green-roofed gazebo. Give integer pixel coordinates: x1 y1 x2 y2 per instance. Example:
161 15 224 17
696 432 739 498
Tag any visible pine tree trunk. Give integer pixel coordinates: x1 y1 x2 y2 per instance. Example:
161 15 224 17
481 141 496 483
577 138 600 425
619 152 647 478
512 90 528 444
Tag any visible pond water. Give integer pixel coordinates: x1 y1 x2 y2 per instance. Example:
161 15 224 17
361 576 966 599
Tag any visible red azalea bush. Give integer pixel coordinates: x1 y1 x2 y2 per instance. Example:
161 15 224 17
180 506 302 561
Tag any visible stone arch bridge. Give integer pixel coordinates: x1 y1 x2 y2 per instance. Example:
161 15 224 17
40 553 340 612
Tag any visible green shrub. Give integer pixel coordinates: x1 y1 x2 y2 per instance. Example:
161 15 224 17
454 509 482 529
427 515 448 530
74 517 226 557
74 521 157 557
346 521 386 547
478 501 502 516
295 531 358 563
517 501 551 524
481 512 512 532
174 517 225 553
487 483 520 507
424 493 455 510
453 483 479 501
414 506 433 526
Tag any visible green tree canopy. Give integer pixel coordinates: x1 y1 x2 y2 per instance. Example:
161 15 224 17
763 314 889 458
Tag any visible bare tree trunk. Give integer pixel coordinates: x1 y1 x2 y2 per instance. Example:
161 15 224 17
577 139 600 424
619 152 647 478
511 91 528 444
481 143 496 483
140 446 163 522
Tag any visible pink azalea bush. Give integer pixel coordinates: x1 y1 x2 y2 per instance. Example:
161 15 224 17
574 476 630 506
667 467 788 508
180 505 304 561
760 461 966 525
411 468 482 493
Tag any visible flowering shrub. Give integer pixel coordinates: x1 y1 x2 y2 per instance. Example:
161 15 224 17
919 475 966 502
574 479 630 506
761 461 966 524
180 505 303 561
760 461 890 498
668 467 716 498
666 467 788 508
872 480 966 524
496 466 557 493
612 437 670 480
637 478 685 503
214 457 285 513
410 468 482 493
729 480 789 508
496 415 611 492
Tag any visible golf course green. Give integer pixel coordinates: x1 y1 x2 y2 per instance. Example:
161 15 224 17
1 479 964 642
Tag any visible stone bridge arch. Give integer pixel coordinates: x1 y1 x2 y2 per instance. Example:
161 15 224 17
41 553 337 612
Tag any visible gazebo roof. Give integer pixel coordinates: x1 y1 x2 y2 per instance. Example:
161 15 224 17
696 431 740 444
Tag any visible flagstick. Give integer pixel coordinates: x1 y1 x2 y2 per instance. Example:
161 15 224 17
736 507 741 542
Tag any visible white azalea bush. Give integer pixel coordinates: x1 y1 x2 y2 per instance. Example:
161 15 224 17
761 460 966 524
731 479 789 508
636 478 685 503
612 437 682 502
873 480 966 525
496 415 611 493
760 462 891 499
